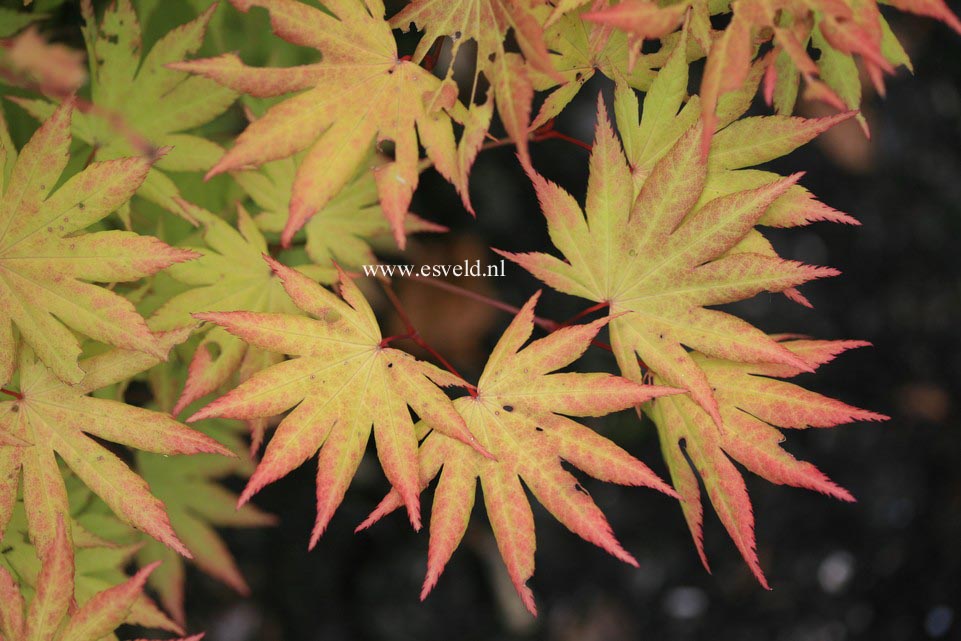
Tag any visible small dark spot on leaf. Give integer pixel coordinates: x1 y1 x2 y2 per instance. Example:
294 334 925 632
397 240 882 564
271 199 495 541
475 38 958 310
387 362 393 368
78 202 85 210
10 405 18 413
535 426 544 432
503 405 514 412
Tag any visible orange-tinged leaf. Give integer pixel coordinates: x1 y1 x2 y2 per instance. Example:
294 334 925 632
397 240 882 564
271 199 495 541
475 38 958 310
501 97 835 424
646 339 888 586
358 293 680 615
24 520 73 641
0 101 197 384
0 337 232 559
188 258 489 546
172 0 464 248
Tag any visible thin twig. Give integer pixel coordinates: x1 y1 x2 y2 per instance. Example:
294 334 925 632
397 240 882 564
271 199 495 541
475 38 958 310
379 281 477 396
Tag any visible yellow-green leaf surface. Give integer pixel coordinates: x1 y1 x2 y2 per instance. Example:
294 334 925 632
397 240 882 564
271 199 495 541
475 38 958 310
500 96 837 425
188 258 490 546
359 293 680 615
647 339 887 587
149 201 318 449
237 155 445 275
0 332 232 559
0 100 196 386
172 0 466 248
11 0 236 220
2 502 182 637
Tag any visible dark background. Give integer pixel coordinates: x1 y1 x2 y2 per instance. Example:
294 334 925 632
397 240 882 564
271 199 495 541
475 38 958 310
7 0 960 639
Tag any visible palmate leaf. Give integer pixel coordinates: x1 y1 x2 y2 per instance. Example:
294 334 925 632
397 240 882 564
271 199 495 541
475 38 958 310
0 519 154 641
0 519 199 641
11 0 237 221
172 0 468 248
0 331 232 559
149 201 323 450
0 100 196 386
358 294 680 615
500 96 836 425
187 258 491 546
237 155 446 277
2 501 182 636
611 31 858 310
646 339 888 586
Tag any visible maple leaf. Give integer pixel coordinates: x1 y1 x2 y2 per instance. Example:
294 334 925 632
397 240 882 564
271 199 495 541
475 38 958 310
149 201 327 450
11 1 236 224
390 0 563 169
187 257 491 546
0 100 197 386
136 419 276 625
645 338 888 586
0 518 169 641
358 292 680 614
236 154 446 276
611 35 858 308
500 95 836 425
0 330 233 559
171 0 466 248
1 501 183 636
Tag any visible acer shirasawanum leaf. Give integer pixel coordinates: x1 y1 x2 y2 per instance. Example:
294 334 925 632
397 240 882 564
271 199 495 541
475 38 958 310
0 24 87 96
611 37 858 312
500 96 836 425
0 518 164 641
0 332 232 559
0 99 197 386
646 339 888 587
149 201 324 451
172 0 466 248
187 258 491 546
359 293 681 614
236 154 446 279
11 0 236 222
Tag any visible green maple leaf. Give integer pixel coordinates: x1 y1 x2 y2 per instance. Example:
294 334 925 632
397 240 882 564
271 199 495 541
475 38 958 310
187 258 491 546
11 0 236 221
149 201 325 450
1 501 183 637
0 519 198 641
0 330 232 560
135 418 275 625
646 339 887 586
500 95 836 424
236 154 446 276
0 100 196 386
359 293 680 614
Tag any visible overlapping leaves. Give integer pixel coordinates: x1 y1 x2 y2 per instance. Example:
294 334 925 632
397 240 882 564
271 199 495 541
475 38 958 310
187 258 491 545
360 293 680 614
